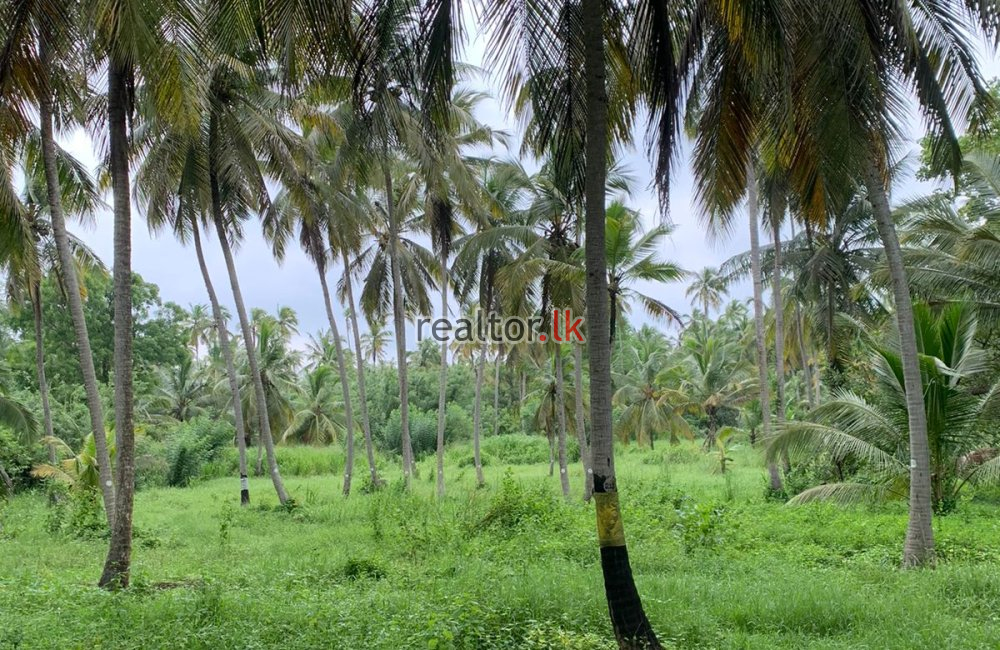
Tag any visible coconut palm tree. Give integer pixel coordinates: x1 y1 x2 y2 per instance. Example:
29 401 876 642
132 14 295 508
350 167 437 487
361 319 391 365
4 134 103 469
679 0 999 568
284 366 346 446
267 186 360 495
0 0 117 529
184 304 213 360
153 355 207 423
686 267 727 321
528 346 581 480
240 314 300 454
767 302 1000 512
675 325 757 449
453 158 534 487
603 201 685 340
613 342 693 448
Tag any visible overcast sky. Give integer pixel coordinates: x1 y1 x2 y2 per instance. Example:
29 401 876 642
56 29 999 353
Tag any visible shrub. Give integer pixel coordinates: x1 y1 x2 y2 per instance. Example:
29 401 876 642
476 469 568 537
164 418 235 487
382 405 473 458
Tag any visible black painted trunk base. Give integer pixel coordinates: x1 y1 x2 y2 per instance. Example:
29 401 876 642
600 545 661 649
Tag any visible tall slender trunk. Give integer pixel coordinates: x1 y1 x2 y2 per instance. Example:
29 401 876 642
795 302 815 409
384 162 414 487
318 270 355 496
472 341 486 487
193 224 250 505
435 249 448 499
548 430 555 476
342 248 380 487
748 165 781 492
211 174 289 505
31 285 56 464
554 352 570 499
770 195 790 475
38 42 114 525
864 159 934 568
100 60 135 590
520 370 527 433
494 349 503 436
573 344 593 501
581 2 660 645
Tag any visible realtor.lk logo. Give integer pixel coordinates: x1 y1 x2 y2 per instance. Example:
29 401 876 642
416 309 585 344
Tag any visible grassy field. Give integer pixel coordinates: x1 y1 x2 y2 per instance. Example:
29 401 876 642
2 438 1000 649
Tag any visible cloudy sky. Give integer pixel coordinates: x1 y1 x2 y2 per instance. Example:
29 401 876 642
58 27 998 352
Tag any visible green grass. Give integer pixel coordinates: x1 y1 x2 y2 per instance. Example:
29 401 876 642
2 438 1000 649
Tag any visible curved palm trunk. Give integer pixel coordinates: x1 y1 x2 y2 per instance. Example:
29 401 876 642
100 60 135 590
318 271 355 497
193 224 250 505
581 2 660 645
211 188 289 505
864 160 934 568
31 285 56 465
770 198 790 475
554 352 570 499
383 163 414 487
472 341 486 487
748 165 782 493
435 250 448 499
342 248 381 487
573 344 593 501
38 48 114 525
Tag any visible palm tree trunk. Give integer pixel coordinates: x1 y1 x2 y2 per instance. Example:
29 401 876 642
554 352 571 499
748 164 782 493
863 159 934 568
317 270 356 496
520 370 527 433
211 179 289 505
493 348 501 437
193 224 250 505
435 249 448 499
770 196 790 475
548 432 555 476
795 302 815 409
31 285 56 465
472 341 486 487
384 162 414 488
342 248 381 488
573 344 593 501
100 59 136 590
256 436 264 475
581 1 660 645
38 42 114 526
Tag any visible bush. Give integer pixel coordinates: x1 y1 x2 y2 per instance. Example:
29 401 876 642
0 430 36 493
164 418 235 487
46 486 107 539
479 435 550 465
200 445 346 480
134 435 168 489
475 469 568 537
382 405 472 458
474 434 580 465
